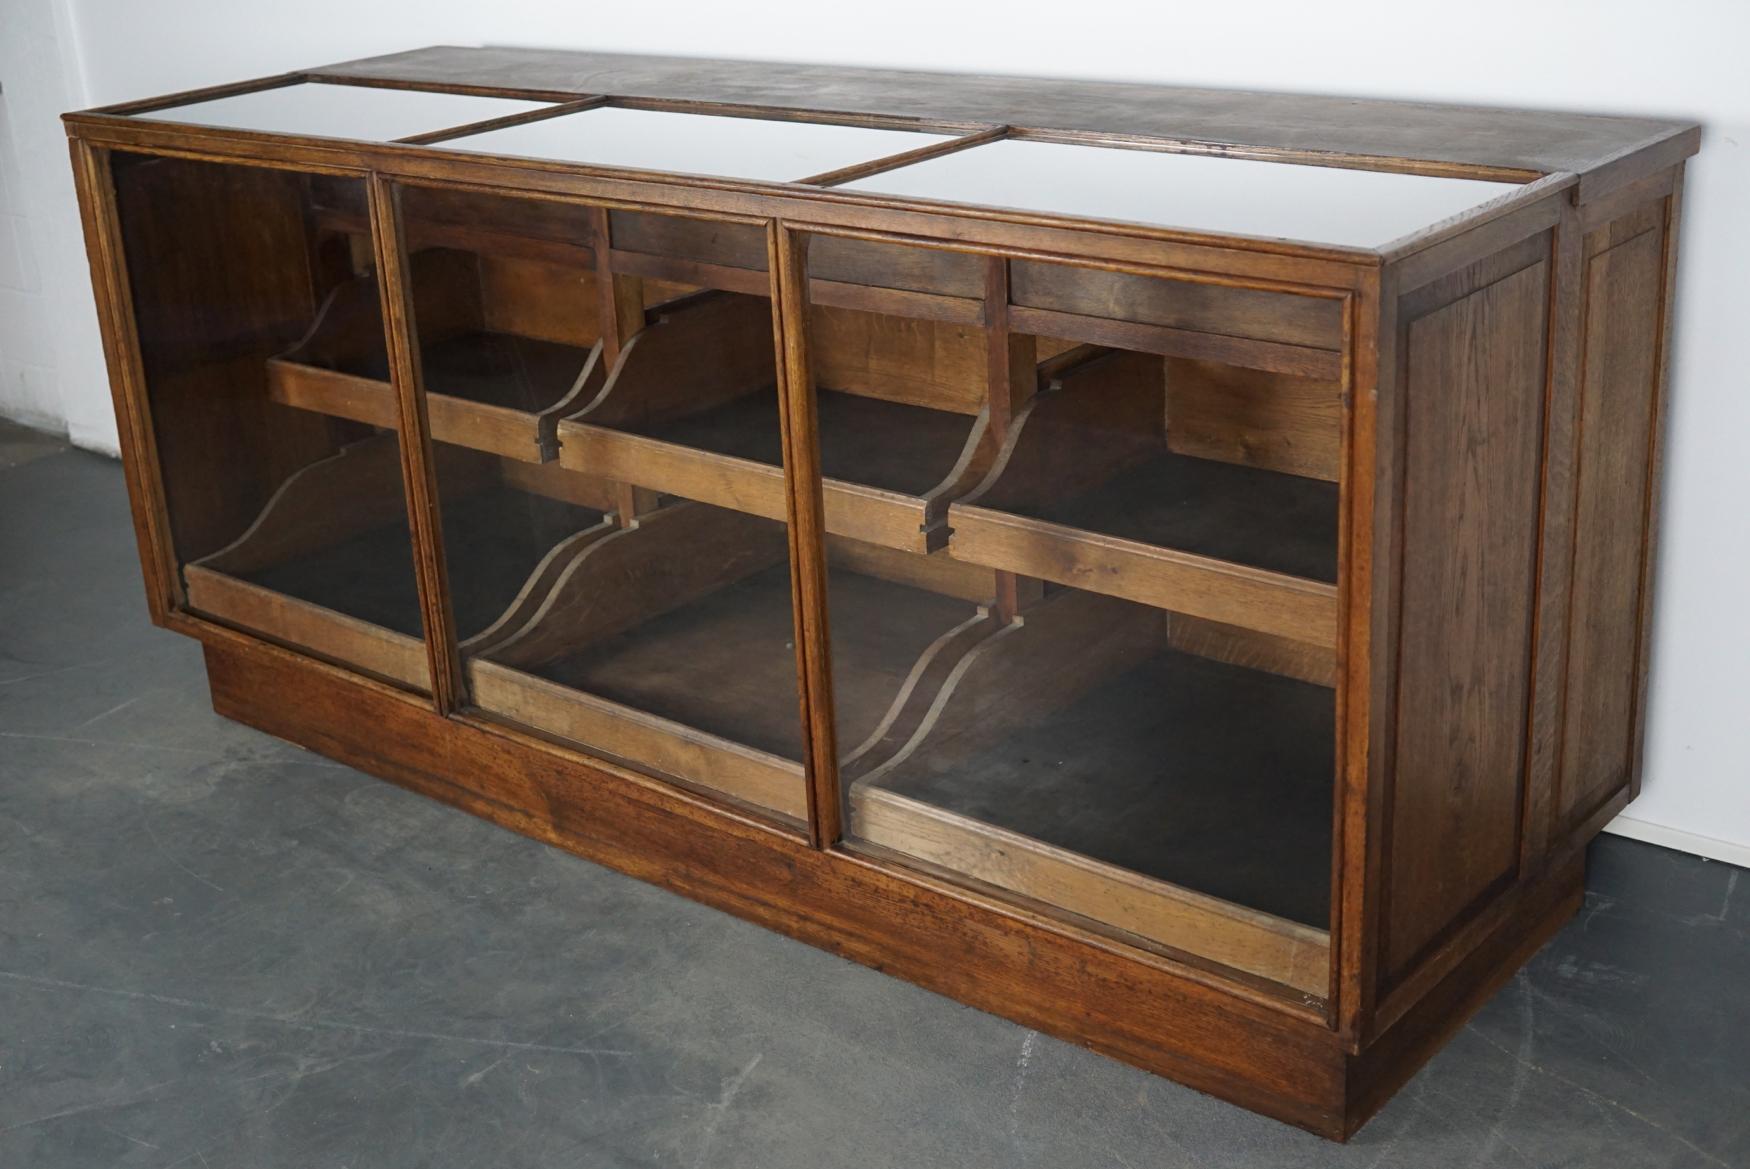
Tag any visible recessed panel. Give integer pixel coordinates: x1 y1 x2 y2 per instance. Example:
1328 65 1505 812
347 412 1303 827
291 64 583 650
438 106 953 182
136 81 550 141
843 139 1524 249
1387 256 1548 979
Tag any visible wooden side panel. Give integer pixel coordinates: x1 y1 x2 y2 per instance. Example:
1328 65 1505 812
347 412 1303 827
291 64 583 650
1382 257 1548 984
1555 222 1668 834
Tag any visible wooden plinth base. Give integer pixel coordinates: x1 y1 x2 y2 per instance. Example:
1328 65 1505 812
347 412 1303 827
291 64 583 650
201 631 1582 1140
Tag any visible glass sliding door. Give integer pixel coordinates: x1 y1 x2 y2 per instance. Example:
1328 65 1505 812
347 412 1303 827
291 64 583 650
109 153 429 691
790 227 1342 997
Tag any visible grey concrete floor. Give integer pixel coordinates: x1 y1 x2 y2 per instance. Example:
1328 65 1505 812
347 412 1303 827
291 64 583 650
1 417 1746 1169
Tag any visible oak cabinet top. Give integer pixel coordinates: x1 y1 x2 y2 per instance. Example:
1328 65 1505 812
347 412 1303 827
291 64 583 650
66 45 1698 255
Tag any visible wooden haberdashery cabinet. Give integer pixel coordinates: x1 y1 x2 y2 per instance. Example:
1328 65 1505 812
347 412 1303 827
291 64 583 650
64 47 1696 1139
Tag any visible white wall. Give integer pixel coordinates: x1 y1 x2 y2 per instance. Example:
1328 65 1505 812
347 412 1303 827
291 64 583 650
3 0 1746 862
0 0 111 449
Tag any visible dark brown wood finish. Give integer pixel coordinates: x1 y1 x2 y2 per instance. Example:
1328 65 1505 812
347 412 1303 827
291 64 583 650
65 48 1695 1142
1382 237 1550 988
1555 207 1669 838
774 226 843 848
307 47 1691 185
371 175 460 706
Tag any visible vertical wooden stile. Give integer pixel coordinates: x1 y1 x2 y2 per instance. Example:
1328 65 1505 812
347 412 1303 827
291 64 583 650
983 254 1040 623
368 174 462 709
589 206 644 365
68 140 183 621
1628 170 1685 801
1522 204 1585 870
1338 271 1387 1048
588 205 654 523
772 225 842 848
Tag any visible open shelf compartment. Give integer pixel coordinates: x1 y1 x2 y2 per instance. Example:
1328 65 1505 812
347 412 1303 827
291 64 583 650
555 290 992 551
843 586 1334 996
463 504 998 821
948 346 1342 652
780 238 1350 995
267 246 604 463
186 434 612 689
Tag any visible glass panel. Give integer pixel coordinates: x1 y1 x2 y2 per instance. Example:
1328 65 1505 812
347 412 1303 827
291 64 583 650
136 81 550 141
841 138 1523 248
807 237 1340 995
108 153 428 691
398 184 806 825
437 106 953 182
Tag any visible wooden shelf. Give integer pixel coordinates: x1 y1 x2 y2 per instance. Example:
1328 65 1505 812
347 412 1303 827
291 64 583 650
1032 454 1337 582
850 588 1333 994
557 292 984 550
184 437 610 689
952 453 1340 646
468 501 988 819
948 349 1340 647
267 248 603 463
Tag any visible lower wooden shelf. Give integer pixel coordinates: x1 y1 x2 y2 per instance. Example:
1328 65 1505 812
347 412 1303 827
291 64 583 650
178 414 1337 996
467 504 992 820
183 436 610 688
189 441 1335 990
848 588 1334 995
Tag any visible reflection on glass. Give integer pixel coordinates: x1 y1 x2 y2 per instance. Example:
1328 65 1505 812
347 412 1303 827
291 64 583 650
439 105 953 182
802 236 1341 994
108 153 428 690
137 81 552 142
843 138 1522 247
